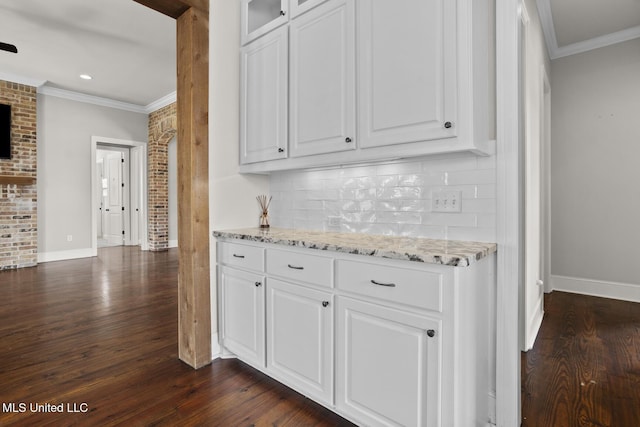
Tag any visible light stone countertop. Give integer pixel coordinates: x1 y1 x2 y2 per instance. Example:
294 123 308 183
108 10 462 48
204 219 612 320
213 227 497 267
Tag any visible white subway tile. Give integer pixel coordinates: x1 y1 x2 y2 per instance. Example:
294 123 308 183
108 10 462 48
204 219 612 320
446 226 496 242
447 169 496 185
462 199 496 213
376 160 421 176
422 212 477 227
398 224 447 239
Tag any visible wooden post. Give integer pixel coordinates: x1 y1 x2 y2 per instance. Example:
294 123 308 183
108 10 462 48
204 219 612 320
133 0 211 369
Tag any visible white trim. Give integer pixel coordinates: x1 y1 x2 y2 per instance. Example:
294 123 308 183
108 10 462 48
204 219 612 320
0 72 46 88
38 248 94 263
91 136 149 257
524 297 544 351
168 239 178 248
537 0 640 59
551 275 640 303
38 86 147 114
211 332 221 360
144 91 177 113
496 0 522 425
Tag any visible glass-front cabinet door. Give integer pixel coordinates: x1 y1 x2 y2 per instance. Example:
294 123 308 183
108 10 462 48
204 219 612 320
241 0 289 45
290 0 329 18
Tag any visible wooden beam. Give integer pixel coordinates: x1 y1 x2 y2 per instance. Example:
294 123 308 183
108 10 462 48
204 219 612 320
176 6 211 369
0 176 36 185
133 0 207 19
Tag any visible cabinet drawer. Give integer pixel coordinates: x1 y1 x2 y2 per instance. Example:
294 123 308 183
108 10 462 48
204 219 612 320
219 242 265 272
336 260 443 312
266 248 333 288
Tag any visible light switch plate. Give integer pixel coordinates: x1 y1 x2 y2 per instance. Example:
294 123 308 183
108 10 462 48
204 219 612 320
431 190 462 213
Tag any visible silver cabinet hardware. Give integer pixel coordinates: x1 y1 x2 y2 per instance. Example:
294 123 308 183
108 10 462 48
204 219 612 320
288 264 304 270
370 279 396 287
233 254 245 258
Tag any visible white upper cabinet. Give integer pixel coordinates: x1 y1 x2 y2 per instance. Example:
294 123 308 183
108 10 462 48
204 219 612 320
241 0 289 45
238 0 493 173
357 0 456 149
290 0 330 18
289 0 356 158
240 26 288 164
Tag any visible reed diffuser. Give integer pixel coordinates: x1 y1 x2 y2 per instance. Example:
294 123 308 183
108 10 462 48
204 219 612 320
257 194 272 228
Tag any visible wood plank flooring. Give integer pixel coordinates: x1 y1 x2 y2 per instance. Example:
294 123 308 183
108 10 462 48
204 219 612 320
0 247 354 427
522 291 640 427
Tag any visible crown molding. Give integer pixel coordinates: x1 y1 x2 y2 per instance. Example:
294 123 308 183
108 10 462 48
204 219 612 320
144 91 176 113
38 86 148 114
537 0 640 59
0 71 47 88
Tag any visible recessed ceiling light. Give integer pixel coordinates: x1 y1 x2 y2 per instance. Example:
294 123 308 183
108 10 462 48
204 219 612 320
80 74 93 80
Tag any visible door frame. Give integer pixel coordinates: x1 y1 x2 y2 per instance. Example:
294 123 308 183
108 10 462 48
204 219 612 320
90 136 148 256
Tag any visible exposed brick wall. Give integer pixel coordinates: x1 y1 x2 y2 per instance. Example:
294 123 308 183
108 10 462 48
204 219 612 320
147 103 176 251
0 80 37 269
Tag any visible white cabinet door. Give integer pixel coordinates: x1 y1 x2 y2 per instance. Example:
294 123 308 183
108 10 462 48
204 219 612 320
241 0 288 45
357 0 456 149
289 0 356 158
266 278 333 404
240 26 289 164
220 266 266 368
290 0 329 18
336 297 441 427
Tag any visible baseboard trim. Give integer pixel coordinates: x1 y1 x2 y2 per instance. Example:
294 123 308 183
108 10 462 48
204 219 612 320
168 240 178 248
551 275 640 303
38 248 95 263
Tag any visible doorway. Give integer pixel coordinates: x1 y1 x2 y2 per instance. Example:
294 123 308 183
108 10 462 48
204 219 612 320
91 136 148 256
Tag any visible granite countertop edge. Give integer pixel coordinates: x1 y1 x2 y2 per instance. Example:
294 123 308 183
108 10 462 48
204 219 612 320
213 228 497 268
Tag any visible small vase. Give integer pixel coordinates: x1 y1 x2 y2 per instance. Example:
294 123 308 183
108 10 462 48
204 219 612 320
260 212 270 228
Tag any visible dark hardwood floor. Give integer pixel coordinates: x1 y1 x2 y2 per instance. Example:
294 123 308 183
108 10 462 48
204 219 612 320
522 291 640 427
0 247 354 427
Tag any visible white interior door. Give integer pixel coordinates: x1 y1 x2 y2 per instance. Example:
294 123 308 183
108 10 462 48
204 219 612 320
521 4 544 351
103 151 124 245
130 146 143 246
96 160 104 238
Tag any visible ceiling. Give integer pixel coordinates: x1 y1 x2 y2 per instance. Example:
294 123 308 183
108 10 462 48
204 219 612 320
0 0 176 108
537 0 640 59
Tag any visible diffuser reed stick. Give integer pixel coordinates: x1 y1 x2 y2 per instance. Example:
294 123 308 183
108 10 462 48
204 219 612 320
257 195 272 228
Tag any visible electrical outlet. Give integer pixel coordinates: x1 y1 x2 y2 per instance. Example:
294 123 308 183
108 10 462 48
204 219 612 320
431 190 462 213
66 235 73 242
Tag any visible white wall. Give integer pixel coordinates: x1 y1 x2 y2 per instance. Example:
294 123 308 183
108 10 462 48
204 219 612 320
168 136 178 246
550 38 640 298
209 0 270 353
37 94 148 257
269 150 497 242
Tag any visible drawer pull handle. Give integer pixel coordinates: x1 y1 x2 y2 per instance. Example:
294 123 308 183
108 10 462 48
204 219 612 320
287 264 304 270
371 280 396 287
255 282 262 287
322 301 330 307
427 329 436 338
232 254 245 259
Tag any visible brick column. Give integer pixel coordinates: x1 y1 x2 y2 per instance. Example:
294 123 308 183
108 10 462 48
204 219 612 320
0 81 37 270
148 103 177 251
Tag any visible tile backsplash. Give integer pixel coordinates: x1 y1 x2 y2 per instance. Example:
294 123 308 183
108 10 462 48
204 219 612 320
269 145 496 243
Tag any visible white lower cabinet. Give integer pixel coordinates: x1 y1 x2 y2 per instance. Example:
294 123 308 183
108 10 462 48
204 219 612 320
217 239 496 427
219 266 266 368
336 297 441 427
266 278 333 404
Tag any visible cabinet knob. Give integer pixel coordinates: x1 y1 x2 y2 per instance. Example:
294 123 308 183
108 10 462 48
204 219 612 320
345 137 352 143
278 148 284 153
322 301 330 307
255 282 262 287
444 121 453 129
280 10 286 16
427 329 436 338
